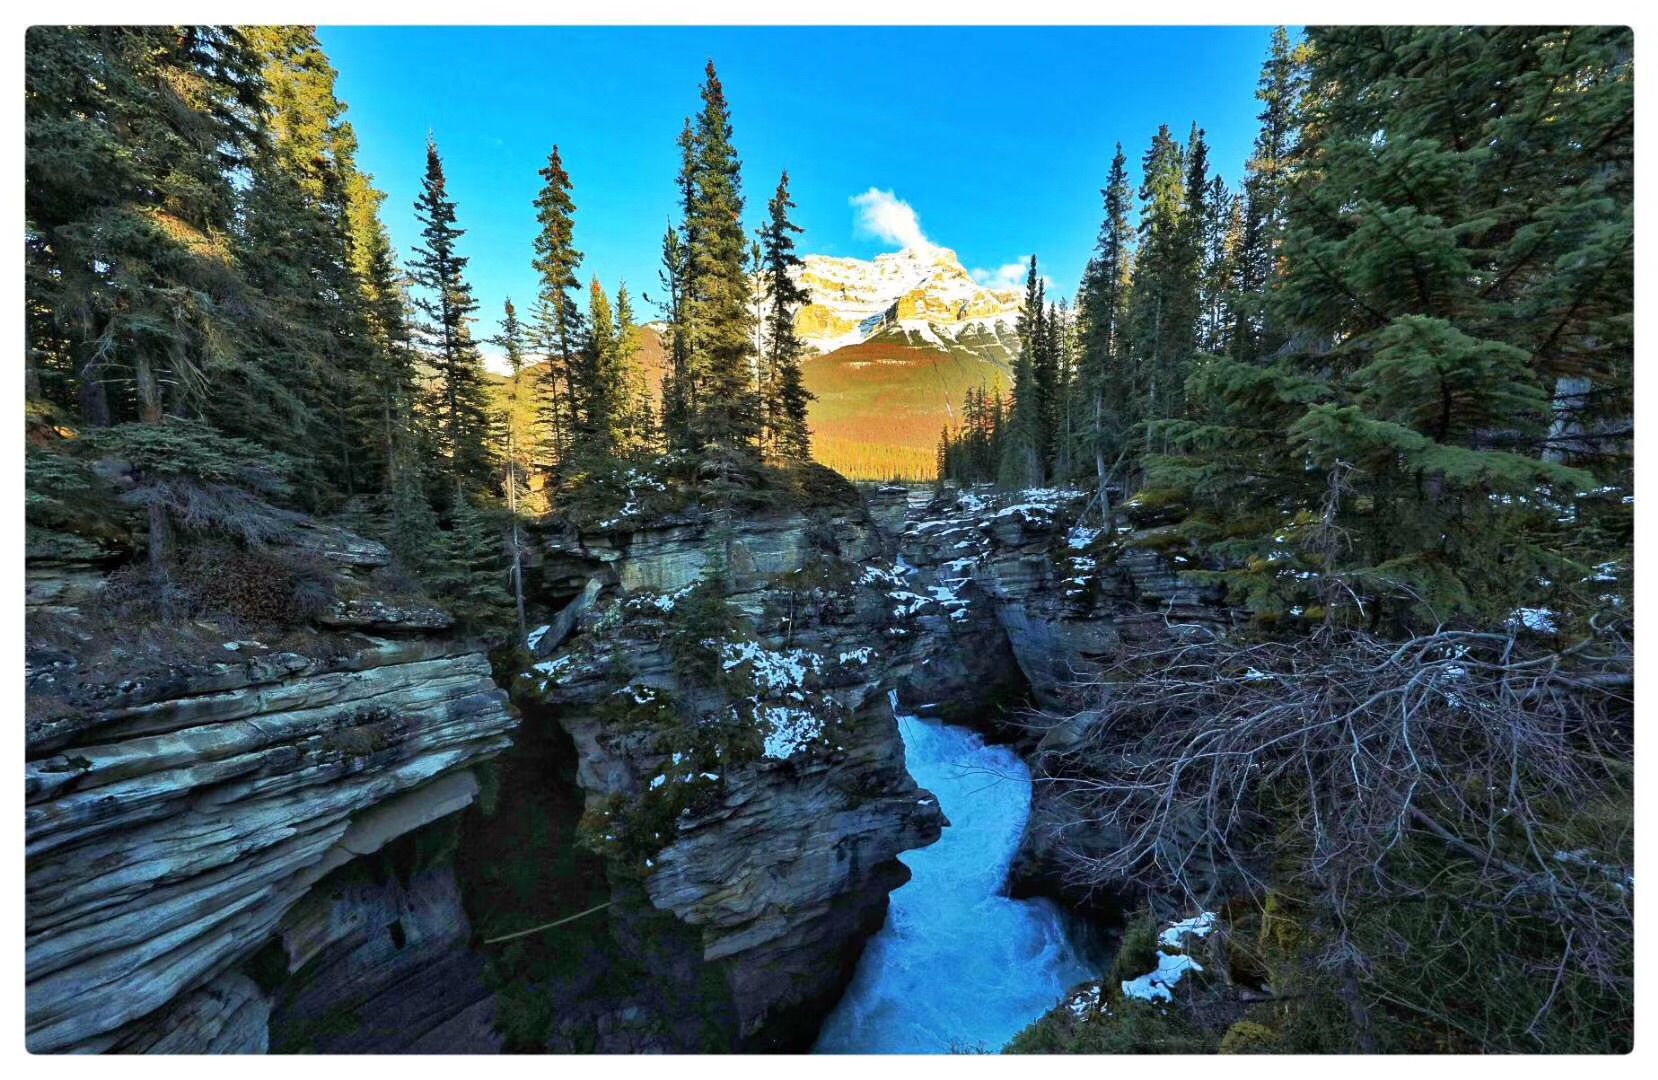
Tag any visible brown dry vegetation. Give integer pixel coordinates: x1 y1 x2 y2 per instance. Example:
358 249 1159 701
802 338 1009 481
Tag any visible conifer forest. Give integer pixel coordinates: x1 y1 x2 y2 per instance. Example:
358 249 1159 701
21 23 1636 1059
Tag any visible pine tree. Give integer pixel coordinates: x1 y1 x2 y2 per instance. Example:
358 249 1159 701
1001 256 1045 488
530 145 586 471
1125 124 1195 455
757 171 814 461
1230 26 1305 364
1077 144 1137 509
337 120 422 495
496 298 530 637
1152 27 1630 631
1198 174 1240 355
612 282 655 454
25 26 264 431
1032 282 1058 476
237 26 392 501
658 222 692 450
682 62 760 456
579 276 620 454
428 494 513 634
408 136 494 491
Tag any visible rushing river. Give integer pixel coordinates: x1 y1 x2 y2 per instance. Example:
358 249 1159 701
814 694 1094 1053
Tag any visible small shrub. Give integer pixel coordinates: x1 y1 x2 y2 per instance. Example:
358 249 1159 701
184 544 339 627
1109 911 1160 986
1219 1019 1280 1054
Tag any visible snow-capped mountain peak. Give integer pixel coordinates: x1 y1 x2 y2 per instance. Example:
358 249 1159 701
792 245 1022 359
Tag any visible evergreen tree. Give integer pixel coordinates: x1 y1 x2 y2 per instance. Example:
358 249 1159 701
1001 256 1045 488
530 145 586 470
408 136 494 491
25 26 263 430
682 62 760 455
1032 282 1058 475
1125 124 1195 454
496 298 530 636
612 282 655 454
1077 144 1137 508
427 494 513 634
1230 26 1305 364
1150 27 1630 631
757 171 814 461
1198 174 1240 356
237 26 390 501
337 120 422 495
658 222 692 449
579 275 621 454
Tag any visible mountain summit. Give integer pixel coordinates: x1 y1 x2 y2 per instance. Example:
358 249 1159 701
789 245 1022 480
793 245 1022 366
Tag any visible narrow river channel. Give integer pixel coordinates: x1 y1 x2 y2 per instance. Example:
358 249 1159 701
814 694 1093 1053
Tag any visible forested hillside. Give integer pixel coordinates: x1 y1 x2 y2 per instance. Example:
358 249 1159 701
26 29 820 641
949 26 1634 1055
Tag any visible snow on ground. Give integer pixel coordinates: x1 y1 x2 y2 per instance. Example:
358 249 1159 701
1509 607 1559 634
525 624 552 651
1121 950 1204 1004
1158 911 1217 947
613 683 659 705
720 641 823 692
755 703 824 759
533 654 575 679
637 583 698 613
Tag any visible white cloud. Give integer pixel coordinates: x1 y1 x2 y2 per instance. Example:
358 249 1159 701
970 262 1029 290
970 259 1052 295
849 188 938 254
478 342 514 377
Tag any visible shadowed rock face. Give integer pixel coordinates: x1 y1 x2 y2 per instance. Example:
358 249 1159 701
23 526 516 1054
522 498 952 1050
24 480 1207 1054
505 482 1216 1051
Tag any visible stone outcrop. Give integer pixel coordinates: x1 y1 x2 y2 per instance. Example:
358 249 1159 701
24 526 516 1054
888 484 1232 916
520 495 954 1049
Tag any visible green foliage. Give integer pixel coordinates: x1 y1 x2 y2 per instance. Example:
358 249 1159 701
1005 987 1215 1055
1109 911 1161 986
757 171 814 461
409 137 497 492
423 495 513 635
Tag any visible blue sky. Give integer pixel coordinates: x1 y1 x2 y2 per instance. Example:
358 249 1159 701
319 25 1281 359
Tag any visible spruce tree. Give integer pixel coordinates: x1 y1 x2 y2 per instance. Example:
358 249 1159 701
1032 281 1058 476
580 276 620 455
1152 26 1630 631
682 62 760 456
338 120 422 495
497 298 530 636
1230 26 1305 364
531 145 586 470
758 171 814 461
237 26 387 501
408 136 494 492
25 26 263 431
1077 144 1137 509
612 282 655 454
658 223 692 449
1001 256 1045 488
428 494 513 634
1125 124 1194 454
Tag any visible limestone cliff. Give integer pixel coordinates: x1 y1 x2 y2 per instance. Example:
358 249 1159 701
24 526 516 1053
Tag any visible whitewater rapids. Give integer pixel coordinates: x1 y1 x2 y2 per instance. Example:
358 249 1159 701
813 694 1093 1053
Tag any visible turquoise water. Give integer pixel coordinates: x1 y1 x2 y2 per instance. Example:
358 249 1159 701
814 696 1093 1053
